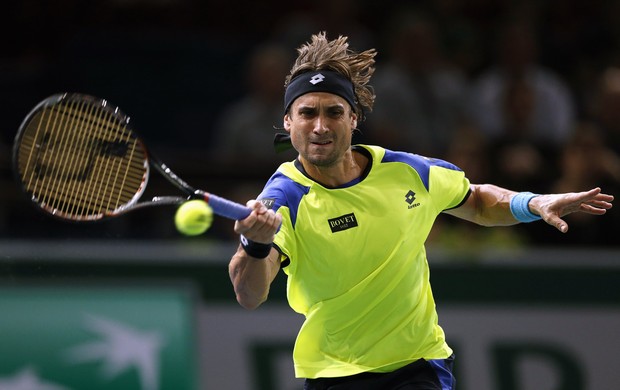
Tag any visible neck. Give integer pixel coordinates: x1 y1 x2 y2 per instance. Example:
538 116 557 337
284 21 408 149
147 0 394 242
299 148 368 188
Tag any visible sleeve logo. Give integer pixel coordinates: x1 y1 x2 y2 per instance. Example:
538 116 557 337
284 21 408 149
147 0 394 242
259 198 276 210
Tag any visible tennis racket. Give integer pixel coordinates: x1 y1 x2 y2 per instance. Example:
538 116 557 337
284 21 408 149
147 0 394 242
12 93 252 222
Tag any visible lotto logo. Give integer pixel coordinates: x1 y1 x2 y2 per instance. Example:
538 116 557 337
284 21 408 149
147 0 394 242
309 73 325 85
405 190 421 209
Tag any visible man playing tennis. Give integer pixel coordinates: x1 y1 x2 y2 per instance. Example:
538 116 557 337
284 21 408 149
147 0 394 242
228 32 614 390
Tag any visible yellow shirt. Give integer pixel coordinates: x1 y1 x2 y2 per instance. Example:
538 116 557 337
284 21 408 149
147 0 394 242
258 145 471 378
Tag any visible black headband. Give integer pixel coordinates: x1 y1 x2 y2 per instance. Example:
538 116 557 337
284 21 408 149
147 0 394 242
284 70 357 114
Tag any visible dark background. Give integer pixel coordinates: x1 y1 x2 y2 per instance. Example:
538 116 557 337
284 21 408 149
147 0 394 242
1 0 618 247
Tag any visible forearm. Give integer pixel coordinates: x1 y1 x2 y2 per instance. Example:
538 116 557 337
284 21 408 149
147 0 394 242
447 184 520 226
448 185 613 232
229 199 283 309
228 245 279 310
475 184 523 226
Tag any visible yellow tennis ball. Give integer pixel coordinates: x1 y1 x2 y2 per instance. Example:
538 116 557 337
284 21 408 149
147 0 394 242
175 200 213 236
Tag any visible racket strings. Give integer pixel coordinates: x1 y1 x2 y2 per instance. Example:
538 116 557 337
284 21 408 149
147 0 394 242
17 97 148 220
112 122 141 212
51 99 91 216
75 100 117 216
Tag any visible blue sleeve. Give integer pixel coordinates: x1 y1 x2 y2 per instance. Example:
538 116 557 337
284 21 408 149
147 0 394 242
381 150 463 192
258 171 310 228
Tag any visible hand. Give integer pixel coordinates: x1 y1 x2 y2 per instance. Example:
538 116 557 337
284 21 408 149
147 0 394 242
530 187 614 233
234 200 282 244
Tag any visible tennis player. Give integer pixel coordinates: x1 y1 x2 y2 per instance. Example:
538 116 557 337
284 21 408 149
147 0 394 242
228 32 614 390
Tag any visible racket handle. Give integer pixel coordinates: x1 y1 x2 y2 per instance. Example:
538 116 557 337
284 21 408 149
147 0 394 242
206 194 252 220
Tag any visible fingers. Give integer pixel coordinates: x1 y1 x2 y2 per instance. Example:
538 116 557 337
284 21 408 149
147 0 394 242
234 199 282 243
246 199 267 213
540 210 569 233
589 193 614 207
568 187 600 205
580 200 613 214
554 189 613 216
249 211 282 244
585 187 601 196
557 219 569 233
541 188 614 233
577 189 613 214
579 188 614 204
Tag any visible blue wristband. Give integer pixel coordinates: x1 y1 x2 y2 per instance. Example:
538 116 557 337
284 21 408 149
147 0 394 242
240 235 272 259
510 192 542 223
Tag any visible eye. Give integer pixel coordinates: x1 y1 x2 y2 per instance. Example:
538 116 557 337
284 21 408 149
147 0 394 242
328 107 345 118
298 107 317 118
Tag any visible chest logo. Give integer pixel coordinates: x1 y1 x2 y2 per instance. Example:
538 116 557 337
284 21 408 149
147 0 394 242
406 190 421 209
328 212 358 233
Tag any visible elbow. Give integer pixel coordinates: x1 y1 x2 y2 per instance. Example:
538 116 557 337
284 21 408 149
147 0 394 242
476 217 497 227
235 290 268 310
230 266 269 310
228 250 273 310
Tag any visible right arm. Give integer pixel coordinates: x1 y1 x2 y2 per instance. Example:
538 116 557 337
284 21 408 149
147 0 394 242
445 184 613 232
228 200 282 310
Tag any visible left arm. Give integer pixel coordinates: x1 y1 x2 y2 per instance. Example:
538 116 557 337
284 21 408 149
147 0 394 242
445 185 614 232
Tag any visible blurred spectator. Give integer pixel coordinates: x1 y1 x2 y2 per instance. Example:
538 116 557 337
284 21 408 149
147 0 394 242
588 66 620 153
486 76 556 191
270 0 376 51
442 124 490 184
546 123 620 246
211 42 296 167
426 0 485 77
538 0 615 116
537 66 620 247
467 18 576 192
209 41 298 235
426 124 530 255
366 9 470 157
467 19 576 146
553 124 620 193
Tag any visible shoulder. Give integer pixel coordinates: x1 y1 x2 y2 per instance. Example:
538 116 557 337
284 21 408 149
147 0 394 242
359 145 463 191
258 162 310 211
375 146 462 173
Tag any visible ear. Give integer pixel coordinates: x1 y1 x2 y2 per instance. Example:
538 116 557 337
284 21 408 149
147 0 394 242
351 113 358 129
283 114 291 133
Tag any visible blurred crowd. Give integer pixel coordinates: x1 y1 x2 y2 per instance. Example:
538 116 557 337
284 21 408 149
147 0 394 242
1 0 618 249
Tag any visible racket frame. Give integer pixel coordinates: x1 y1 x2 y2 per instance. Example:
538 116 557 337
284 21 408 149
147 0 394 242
12 93 251 222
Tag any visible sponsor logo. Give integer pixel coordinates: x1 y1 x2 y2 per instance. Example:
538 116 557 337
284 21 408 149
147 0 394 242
259 198 275 210
327 212 358 233
405 190 421 209
309 73 325 85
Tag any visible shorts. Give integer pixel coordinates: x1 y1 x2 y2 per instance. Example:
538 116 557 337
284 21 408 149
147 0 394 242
303 355 456 390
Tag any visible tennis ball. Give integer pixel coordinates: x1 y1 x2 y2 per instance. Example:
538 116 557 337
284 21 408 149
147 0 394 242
175 200 213 236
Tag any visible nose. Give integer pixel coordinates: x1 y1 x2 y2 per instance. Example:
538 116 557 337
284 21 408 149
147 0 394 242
312 114 329 134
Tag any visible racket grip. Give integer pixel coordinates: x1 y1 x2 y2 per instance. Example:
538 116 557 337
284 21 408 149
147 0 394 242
207 194 252 220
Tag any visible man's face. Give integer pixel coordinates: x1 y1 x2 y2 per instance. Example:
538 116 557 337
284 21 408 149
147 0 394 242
284 92 357 167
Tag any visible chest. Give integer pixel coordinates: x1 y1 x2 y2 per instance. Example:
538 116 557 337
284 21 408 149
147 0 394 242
293 171 437 262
